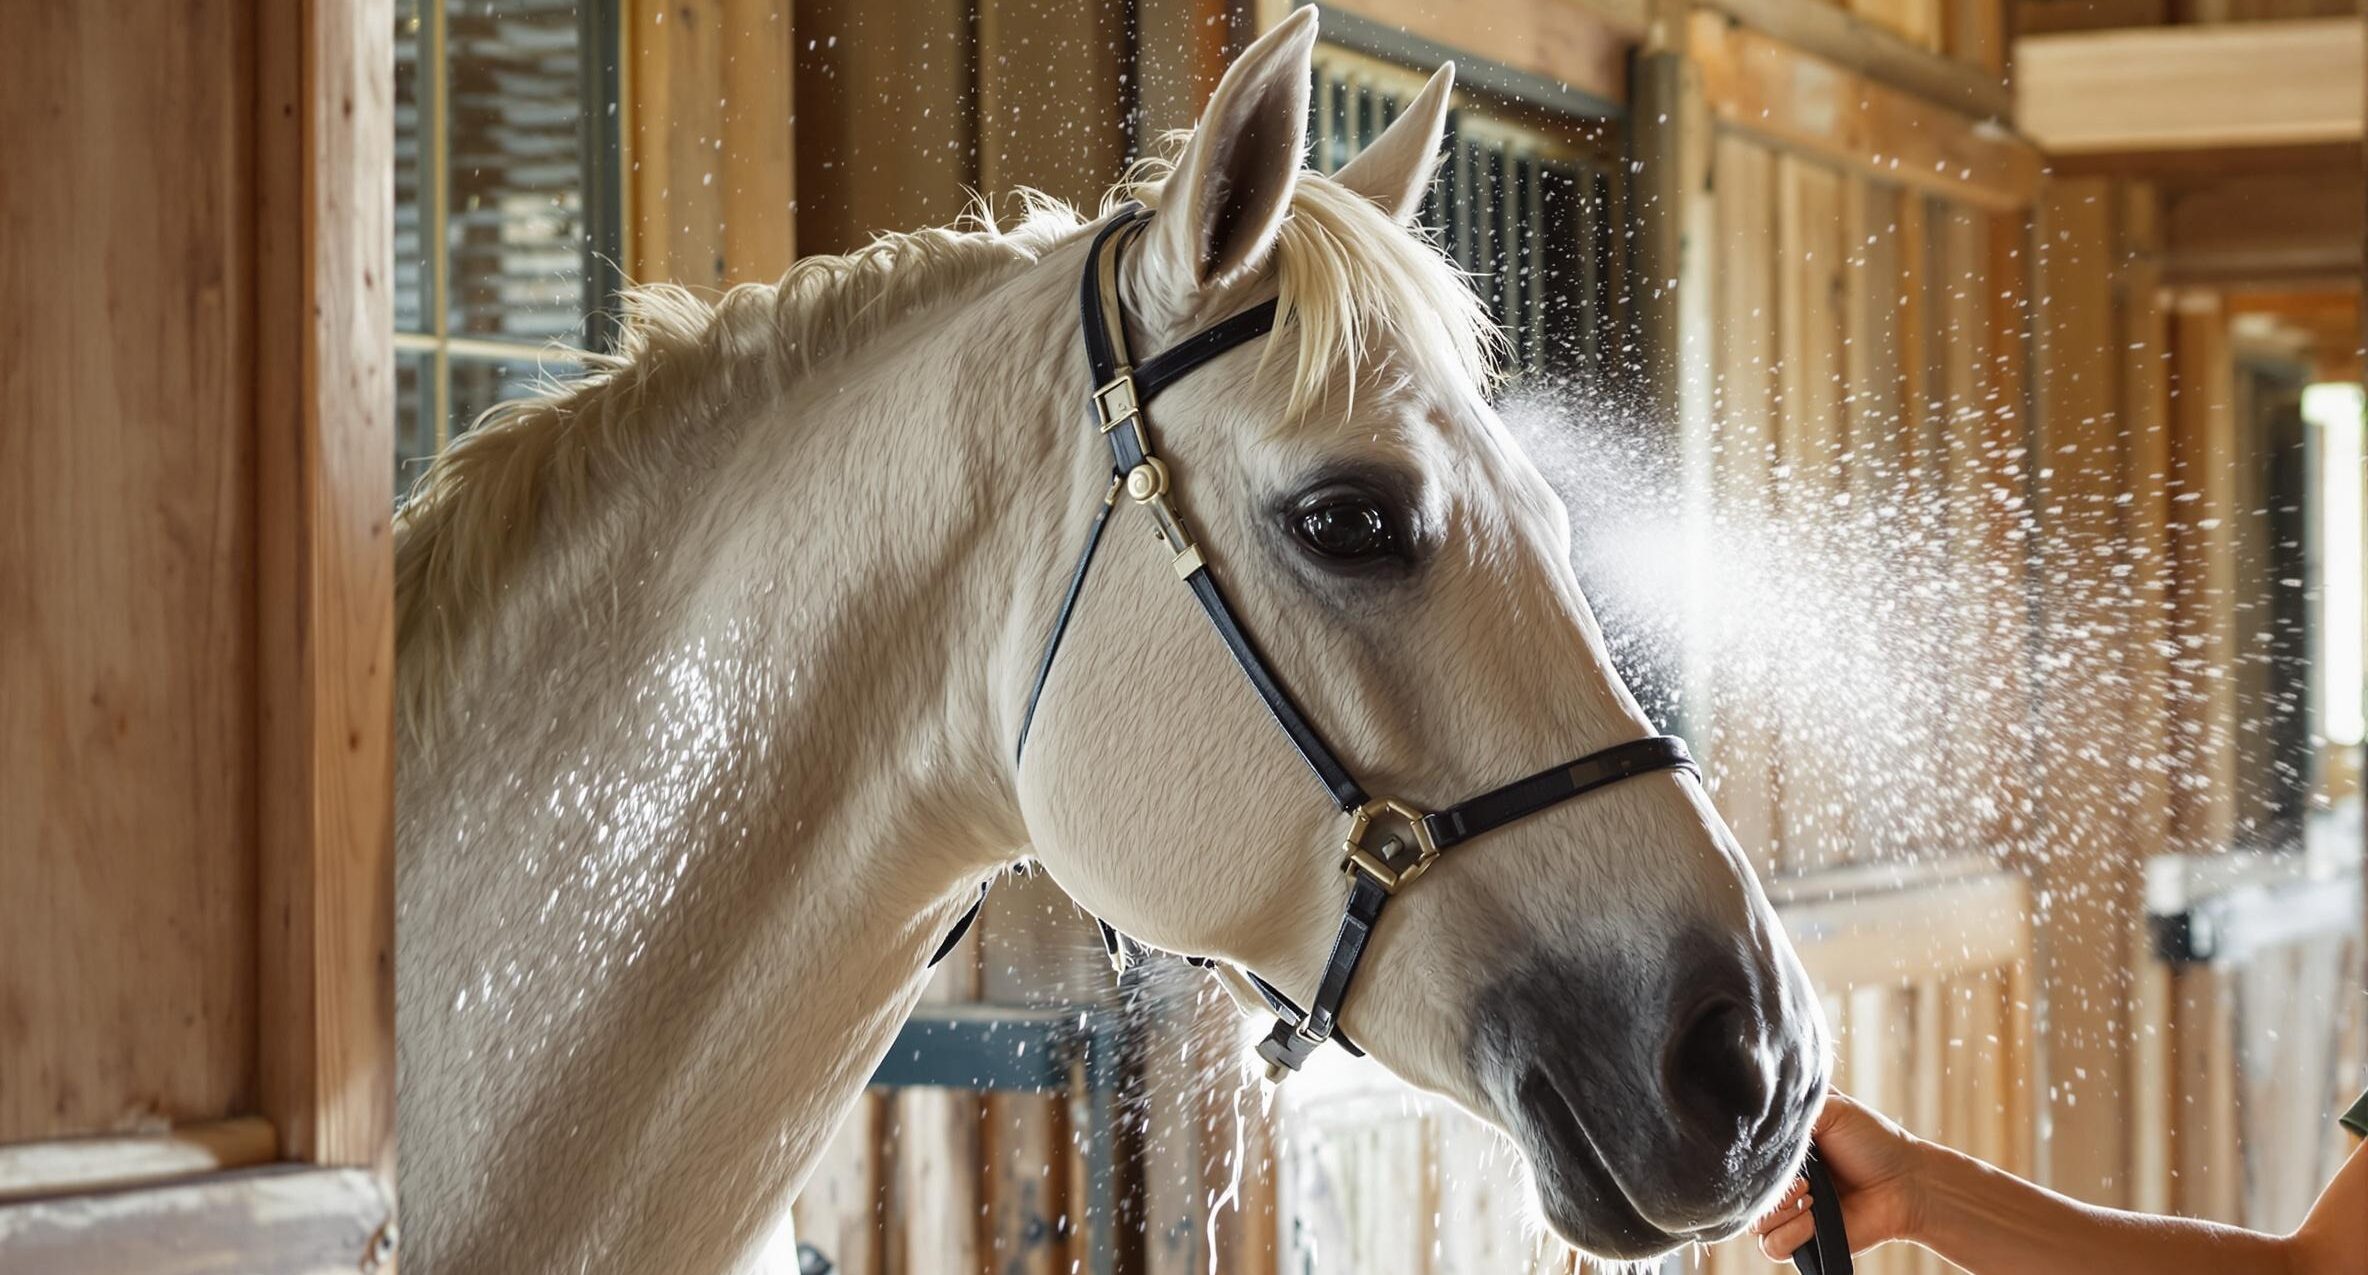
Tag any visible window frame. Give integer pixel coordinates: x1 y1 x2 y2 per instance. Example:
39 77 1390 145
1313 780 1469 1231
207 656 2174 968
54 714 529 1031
395 0 627 484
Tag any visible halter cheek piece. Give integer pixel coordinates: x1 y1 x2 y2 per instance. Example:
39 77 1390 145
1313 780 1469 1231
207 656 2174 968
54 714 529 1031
932 203 1849 1273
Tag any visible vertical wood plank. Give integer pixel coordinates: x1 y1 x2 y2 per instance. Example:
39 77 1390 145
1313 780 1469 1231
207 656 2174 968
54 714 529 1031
1934 205 1996 829
793 0 977 257
2172 965 2243 1221
976 0 1130 216
2029 177 2135 1201
0 0 262 1146
2003 954 2037 1177
2169 292 2241 855
626 0 795 288
1978 208 2035 866
973 875 1102 1275
1774 155 1857 870
255 0 399 1174
1708 136 1785 871
793 1096 885 1275
2117 187 2176 874
884 934 983 1272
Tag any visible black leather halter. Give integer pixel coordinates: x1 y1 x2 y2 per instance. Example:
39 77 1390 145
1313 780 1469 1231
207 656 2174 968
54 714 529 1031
981 204 1698 1077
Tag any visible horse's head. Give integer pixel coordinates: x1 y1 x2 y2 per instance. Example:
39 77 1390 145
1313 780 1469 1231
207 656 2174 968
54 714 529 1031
1012 10 1825 1257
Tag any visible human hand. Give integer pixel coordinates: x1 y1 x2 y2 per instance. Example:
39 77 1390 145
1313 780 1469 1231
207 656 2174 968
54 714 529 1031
1753 1090 1926 1262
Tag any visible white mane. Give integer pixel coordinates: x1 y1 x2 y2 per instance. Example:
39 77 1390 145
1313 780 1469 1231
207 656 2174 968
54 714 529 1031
392 166 1495 742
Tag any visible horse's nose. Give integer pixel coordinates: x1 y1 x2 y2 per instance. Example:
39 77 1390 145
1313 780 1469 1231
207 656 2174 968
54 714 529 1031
1662 991 1778 1140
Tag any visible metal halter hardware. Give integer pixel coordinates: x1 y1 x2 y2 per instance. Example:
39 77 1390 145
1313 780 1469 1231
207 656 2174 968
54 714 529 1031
974 203 1701 1082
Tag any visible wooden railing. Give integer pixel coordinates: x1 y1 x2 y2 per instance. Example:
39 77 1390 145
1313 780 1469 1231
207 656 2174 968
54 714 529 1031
2131 842 2367 1232
1699 861 2038 1273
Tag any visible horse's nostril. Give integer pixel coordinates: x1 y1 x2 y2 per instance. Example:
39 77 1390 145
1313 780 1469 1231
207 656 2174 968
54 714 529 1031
1663 995 1773 1136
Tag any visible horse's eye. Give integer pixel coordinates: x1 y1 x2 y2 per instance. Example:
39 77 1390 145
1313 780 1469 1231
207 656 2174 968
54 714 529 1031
1294 500 1397 561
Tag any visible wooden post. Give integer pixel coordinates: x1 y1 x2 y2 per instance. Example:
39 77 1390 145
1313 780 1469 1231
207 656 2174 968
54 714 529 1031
2169 291 2240 856
254 0 400 1179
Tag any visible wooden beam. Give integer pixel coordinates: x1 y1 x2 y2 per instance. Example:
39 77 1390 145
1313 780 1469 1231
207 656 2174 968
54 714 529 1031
2162 169 2365 287
1698 0 2013 119
0 1167 392 1274
254 0 398 1176
0 1120 278 1204
1692 12 2042 212
2013 0 2166 36
2046 141 2360 182
2016 19 2367 154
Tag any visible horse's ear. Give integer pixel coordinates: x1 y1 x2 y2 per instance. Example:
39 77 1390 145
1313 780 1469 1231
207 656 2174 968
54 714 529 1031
1145 8 1317 293
1332 63 1453 224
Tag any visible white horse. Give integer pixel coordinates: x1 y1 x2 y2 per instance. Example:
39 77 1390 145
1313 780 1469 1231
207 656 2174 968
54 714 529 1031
394 11 1826 1271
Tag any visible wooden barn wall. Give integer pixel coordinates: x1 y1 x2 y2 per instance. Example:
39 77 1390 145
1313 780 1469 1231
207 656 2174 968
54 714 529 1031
1684 83 2033 885
0 0 263 1146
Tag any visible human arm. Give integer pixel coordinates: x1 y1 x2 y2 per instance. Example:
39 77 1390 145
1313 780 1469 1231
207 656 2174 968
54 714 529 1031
1753 1091 2364 1275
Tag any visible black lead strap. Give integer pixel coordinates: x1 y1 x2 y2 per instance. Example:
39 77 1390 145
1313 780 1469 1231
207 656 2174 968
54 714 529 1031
1792 1151 1855 1275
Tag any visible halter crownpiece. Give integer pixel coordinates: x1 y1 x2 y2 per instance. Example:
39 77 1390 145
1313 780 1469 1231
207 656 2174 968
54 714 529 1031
980 203 1700 1079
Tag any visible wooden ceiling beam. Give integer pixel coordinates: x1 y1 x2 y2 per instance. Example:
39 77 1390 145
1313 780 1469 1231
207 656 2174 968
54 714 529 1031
2161 168 2365 286
2016 19 2366 154
1692 12 2042 211
1699 0 2013 119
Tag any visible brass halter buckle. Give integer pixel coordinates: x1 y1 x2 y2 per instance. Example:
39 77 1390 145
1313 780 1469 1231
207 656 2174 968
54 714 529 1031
1339 797 1440 895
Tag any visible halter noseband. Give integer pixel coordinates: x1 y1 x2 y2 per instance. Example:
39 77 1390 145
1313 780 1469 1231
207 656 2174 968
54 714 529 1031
967 203 1700 1080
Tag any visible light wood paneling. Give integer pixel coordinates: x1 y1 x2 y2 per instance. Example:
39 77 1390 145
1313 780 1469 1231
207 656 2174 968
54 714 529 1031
2163 168 2365 287
2168 292 2242 855
1773 154 1854 870
2028 176 2143 1201
626 0 797 288
1703 133 1784 869
1691 127 2037 880
0 0 260 1146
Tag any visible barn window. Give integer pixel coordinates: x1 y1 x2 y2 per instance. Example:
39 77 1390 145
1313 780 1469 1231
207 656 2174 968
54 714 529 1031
1307 43 1627 388
394 0 626 499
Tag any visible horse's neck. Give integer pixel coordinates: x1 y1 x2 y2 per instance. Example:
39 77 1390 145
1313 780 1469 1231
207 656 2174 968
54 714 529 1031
397 262 1088 1273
